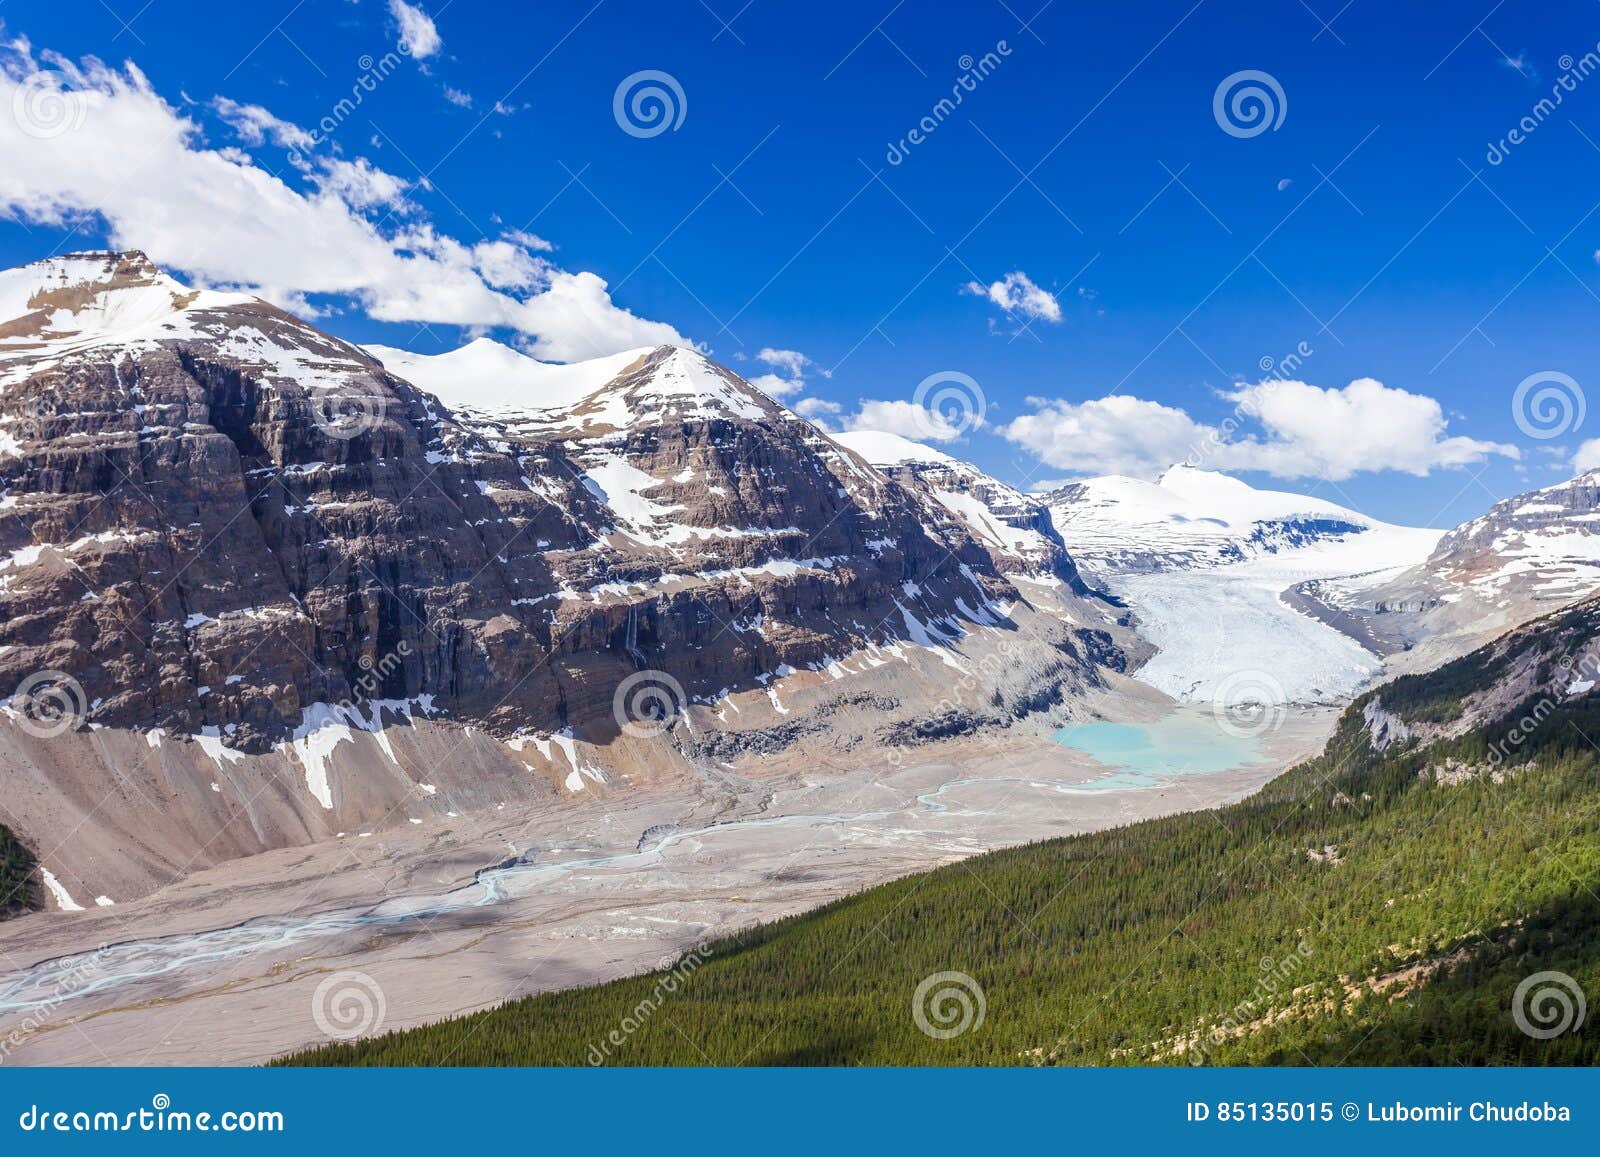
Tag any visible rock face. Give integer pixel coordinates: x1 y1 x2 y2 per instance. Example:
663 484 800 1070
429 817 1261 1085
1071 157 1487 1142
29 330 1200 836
1301 470 1600 668
1 252 1123 760
1355 590 1600 753
828 429 1092 591
1 251 602 752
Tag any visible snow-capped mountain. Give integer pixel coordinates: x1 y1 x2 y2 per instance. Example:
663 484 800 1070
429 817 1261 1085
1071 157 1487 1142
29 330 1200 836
2 253 1124 749
0 252 1132 899
1303 469 1600 668
1045 465 1391 578
0 251 1145 902
362 336 651 419
829 429 1089 588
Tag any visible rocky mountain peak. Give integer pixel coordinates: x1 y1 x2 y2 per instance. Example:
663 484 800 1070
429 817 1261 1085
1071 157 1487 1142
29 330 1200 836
556 343 784 435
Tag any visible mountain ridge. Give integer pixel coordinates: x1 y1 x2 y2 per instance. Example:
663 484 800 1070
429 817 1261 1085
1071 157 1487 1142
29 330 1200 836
0 251 1129 903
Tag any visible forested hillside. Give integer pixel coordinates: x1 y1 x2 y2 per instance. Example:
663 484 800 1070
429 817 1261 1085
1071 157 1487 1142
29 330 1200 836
0 825 38 920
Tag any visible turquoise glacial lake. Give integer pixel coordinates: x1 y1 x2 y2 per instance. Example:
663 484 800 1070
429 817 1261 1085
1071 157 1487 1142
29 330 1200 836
1052 714 1265 790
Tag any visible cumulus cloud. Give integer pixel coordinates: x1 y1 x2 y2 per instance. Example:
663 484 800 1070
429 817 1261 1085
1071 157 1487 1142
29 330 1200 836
1217 378 1516 479
388 0 442 59
793 397 842 421
1000 378 1519 482
1000 395 1211 478
312 157 410 211
0 43 687 362
747 347 828 399
841 399 966 443
1574 438 1600 474
963 270 1061 323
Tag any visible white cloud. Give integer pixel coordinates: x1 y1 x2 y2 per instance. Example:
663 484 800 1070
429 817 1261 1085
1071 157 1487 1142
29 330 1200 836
757 347 810 377
842 399 965 443
749 373 801 398
388 0 442 59
312 157 410 211
1000 378 1519 481
0 44 687 362
747 347 826 399
441 85 472 108
1218 378 1516 479
1574 438 1600 474
793 397 842 421
963 270 1061 323
211 97 314 151
1001 395 1212 477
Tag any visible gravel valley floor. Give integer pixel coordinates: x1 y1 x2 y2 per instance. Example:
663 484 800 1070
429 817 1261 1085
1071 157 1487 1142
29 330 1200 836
0 704 1334 1066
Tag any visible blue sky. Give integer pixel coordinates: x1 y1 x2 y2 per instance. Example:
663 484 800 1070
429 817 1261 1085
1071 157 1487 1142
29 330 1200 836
3 0 1600 526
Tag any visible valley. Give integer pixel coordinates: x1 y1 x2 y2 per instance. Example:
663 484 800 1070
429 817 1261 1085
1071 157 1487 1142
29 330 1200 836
0 707 1333 1065
3 252 1598 1068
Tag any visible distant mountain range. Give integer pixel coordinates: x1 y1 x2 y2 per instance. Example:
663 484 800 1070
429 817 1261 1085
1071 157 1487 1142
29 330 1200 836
4 250 1600 909
0 252 1123 902
1044 464 1426 577
1302 471 1600 669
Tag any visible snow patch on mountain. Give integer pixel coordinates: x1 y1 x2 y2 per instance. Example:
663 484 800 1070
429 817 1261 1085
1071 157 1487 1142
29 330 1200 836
1118 526 1440 706
831 428 1069 579
363 337 650 416
0 252 376 393
1047 465 1385 576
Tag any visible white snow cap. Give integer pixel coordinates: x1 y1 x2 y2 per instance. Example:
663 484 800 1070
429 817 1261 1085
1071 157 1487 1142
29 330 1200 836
830 428 960 467
364 336 652 415
0 250 379 394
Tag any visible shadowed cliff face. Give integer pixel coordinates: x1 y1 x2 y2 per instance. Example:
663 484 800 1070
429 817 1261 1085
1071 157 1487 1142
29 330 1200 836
0 253 1119 754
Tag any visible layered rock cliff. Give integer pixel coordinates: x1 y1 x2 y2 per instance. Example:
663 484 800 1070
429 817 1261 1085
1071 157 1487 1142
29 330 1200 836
1 251 1122 763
